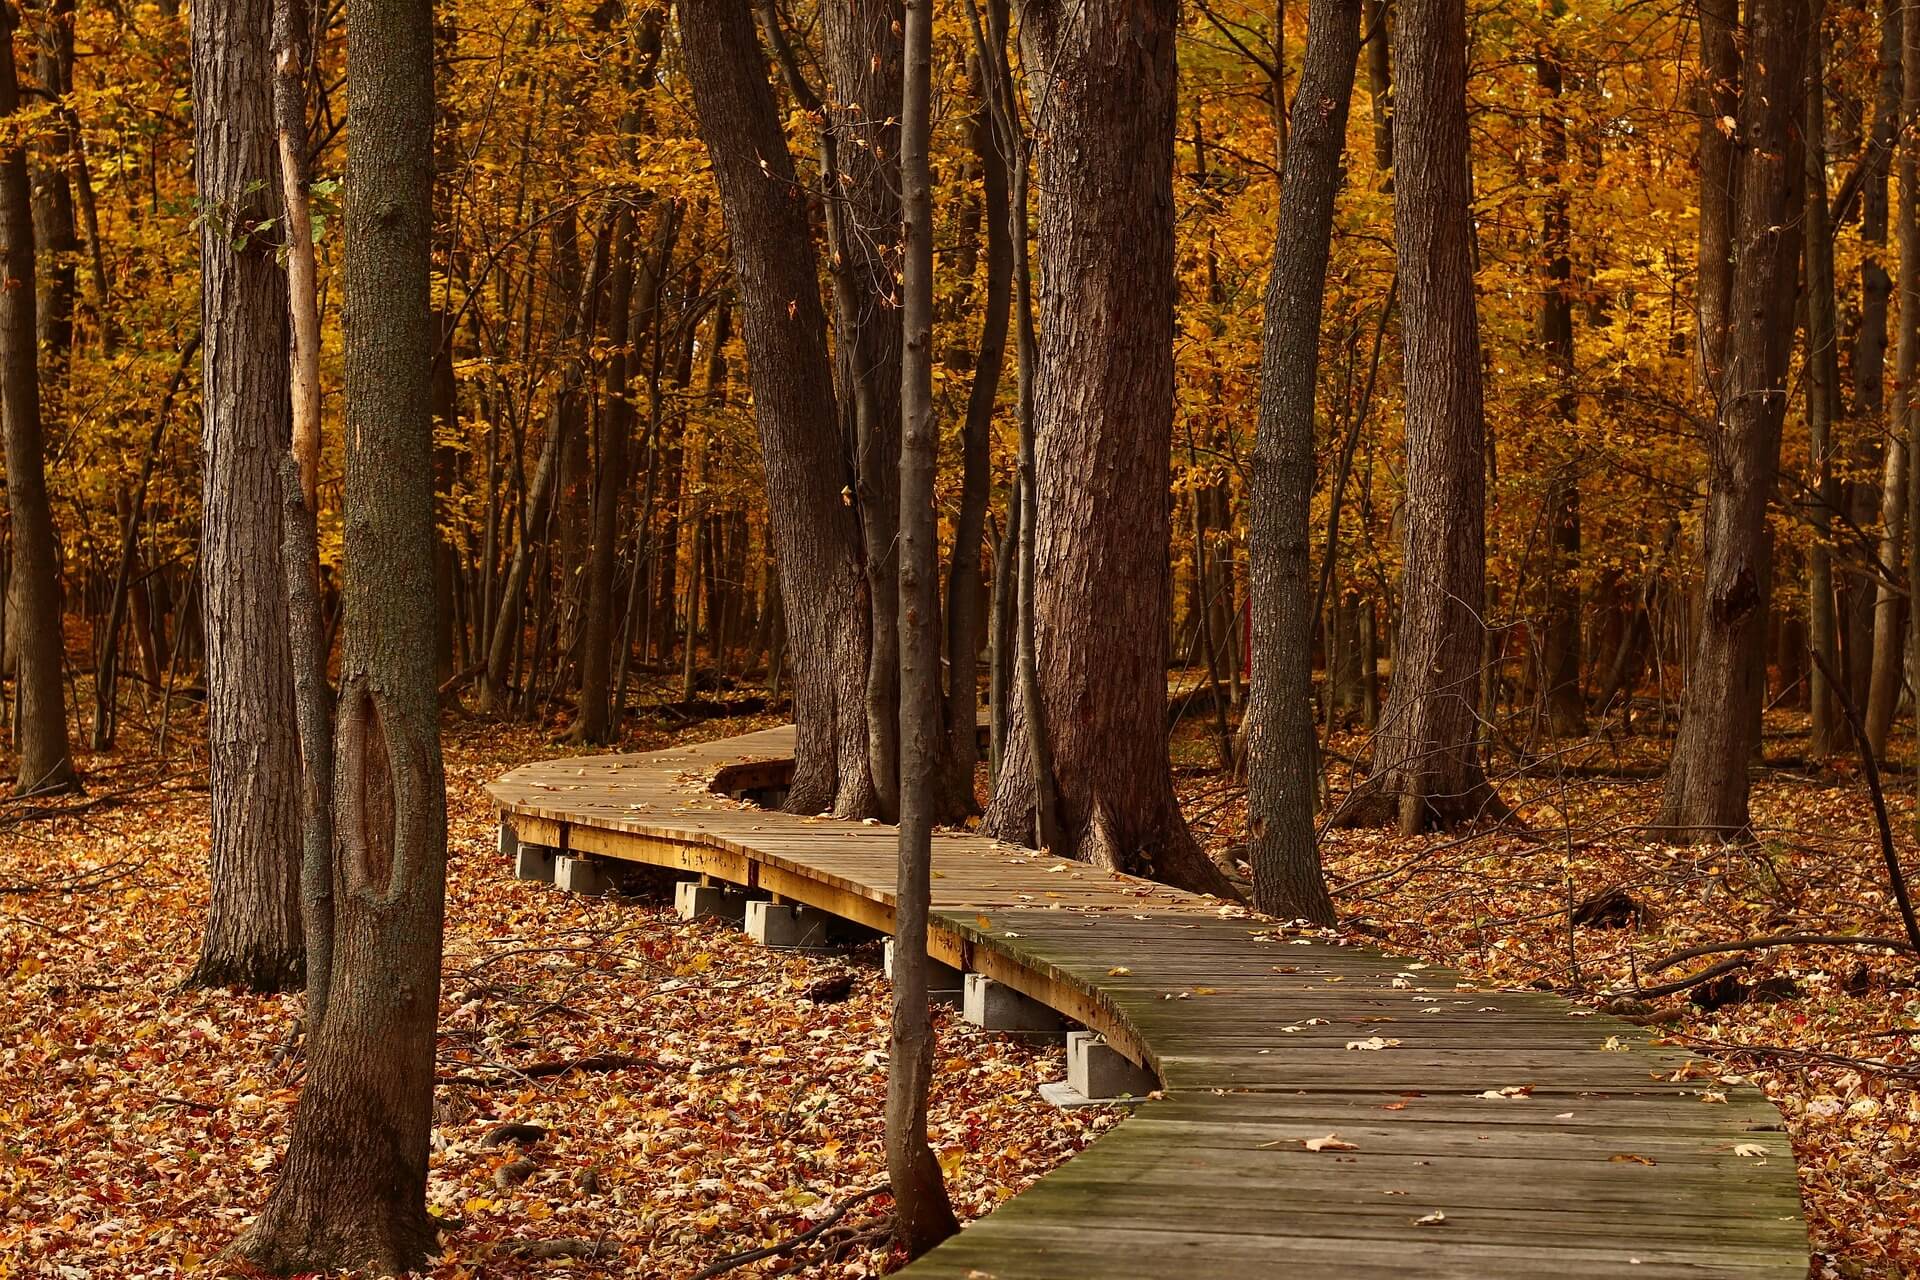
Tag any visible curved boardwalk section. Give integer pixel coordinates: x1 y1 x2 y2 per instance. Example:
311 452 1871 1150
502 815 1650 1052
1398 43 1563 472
489 726 1808 1278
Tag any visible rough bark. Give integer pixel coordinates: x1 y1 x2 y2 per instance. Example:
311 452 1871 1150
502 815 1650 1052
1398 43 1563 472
235 0 447 1264
888 0 960 1250
1245 0 1359 923
187 0 304 992
1342 0 1500 832
1537 4 1585 739
823 0 905 822
1805 3 1841 760
980 0 1231 896
680 0 876 817
939 43 1010 816
1658 0 1809 837
0 3 74 798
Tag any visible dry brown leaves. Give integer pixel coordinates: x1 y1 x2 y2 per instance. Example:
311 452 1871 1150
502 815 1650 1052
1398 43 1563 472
1175 709 1920 1279
0 710 1113 1277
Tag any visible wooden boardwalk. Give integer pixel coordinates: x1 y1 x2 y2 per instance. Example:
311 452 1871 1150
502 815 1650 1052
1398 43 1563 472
488 725 1809 1278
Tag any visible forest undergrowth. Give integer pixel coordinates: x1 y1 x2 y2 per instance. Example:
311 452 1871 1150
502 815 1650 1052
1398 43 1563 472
0 690 1112 1279
3 683 1916 1276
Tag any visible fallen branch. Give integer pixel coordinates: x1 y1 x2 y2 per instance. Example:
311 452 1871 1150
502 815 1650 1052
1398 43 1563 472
1663 1029 1920 1081
1612 954 1751 1001
439 1053 657 1088
689 1184 889 1280
497 1235 611 1261
1647 931 1915 974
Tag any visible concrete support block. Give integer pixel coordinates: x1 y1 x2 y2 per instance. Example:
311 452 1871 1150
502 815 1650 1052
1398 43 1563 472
884 939 964 1005
514 843 557 884
554 854 616 896
1066 1030 1156 1100
745 900 839 948
962 972 1066 1033
675 880 747 923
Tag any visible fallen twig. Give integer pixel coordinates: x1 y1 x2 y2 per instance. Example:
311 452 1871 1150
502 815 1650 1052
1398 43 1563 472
1810 650 1920 955
439 1053 657 1088
689 1184 889 1280
1647 931 1915 974
1613 954 1750 1001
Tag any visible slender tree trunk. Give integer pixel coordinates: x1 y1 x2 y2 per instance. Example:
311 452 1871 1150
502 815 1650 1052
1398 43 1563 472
187 0 304 992
0 4 74 798
236 0 447 1263
680 0 877 817
1847 0 1899 713
939 43 1009 816
888 0 960 1250
1537 3 1585 738
1245 0 1359 923
1343 0 1499 832
1805 3 1841 760
1658 0 1809 836
979 0 1230 896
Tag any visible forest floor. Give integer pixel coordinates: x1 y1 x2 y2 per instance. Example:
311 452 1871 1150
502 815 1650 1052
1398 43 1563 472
1170 692 1920 1279
0 687 1113 1279
3 678 1915 1277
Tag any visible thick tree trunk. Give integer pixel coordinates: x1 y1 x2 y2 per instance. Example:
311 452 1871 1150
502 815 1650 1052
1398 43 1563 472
888 0 960 1250
235 0 447 1265
1658 0 1809 837
979 0 1230 896
0 6 75 798
1342 0 1499 832
30 0 75 361
1245 0 1359 923
680 0 876 817
822 0 905 821
187 0 305 992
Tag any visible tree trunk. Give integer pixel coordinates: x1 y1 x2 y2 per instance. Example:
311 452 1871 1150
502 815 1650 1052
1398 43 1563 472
235 0 447 1264
0 4 75 798
979 0 1230 896
680 0 876 817
888 0 960 1250
1805 3 1841 760
187 0 305 992
1245 0 1359 923
823 0 905 822
938 40 1009 817
1658 0 1809 837
1537 5 1585 739
1342 0 1498 832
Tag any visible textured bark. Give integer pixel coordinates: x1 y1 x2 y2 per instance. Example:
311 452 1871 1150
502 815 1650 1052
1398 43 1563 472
1805 6 1841 760
1537 8 1585 739
0 4 74 799
980 0 1230 896
680 0 876 817
1245 0 1359 924
30 0 75 361
1658 0 1809 837
1343 0 1499 832
1846 0 1899 713
939 44 1009 816
235 0 447 1264
822 0 905 821
1870 0 1920 758
1361 0 1392 172
888 0 960 1250
187 0 304 992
